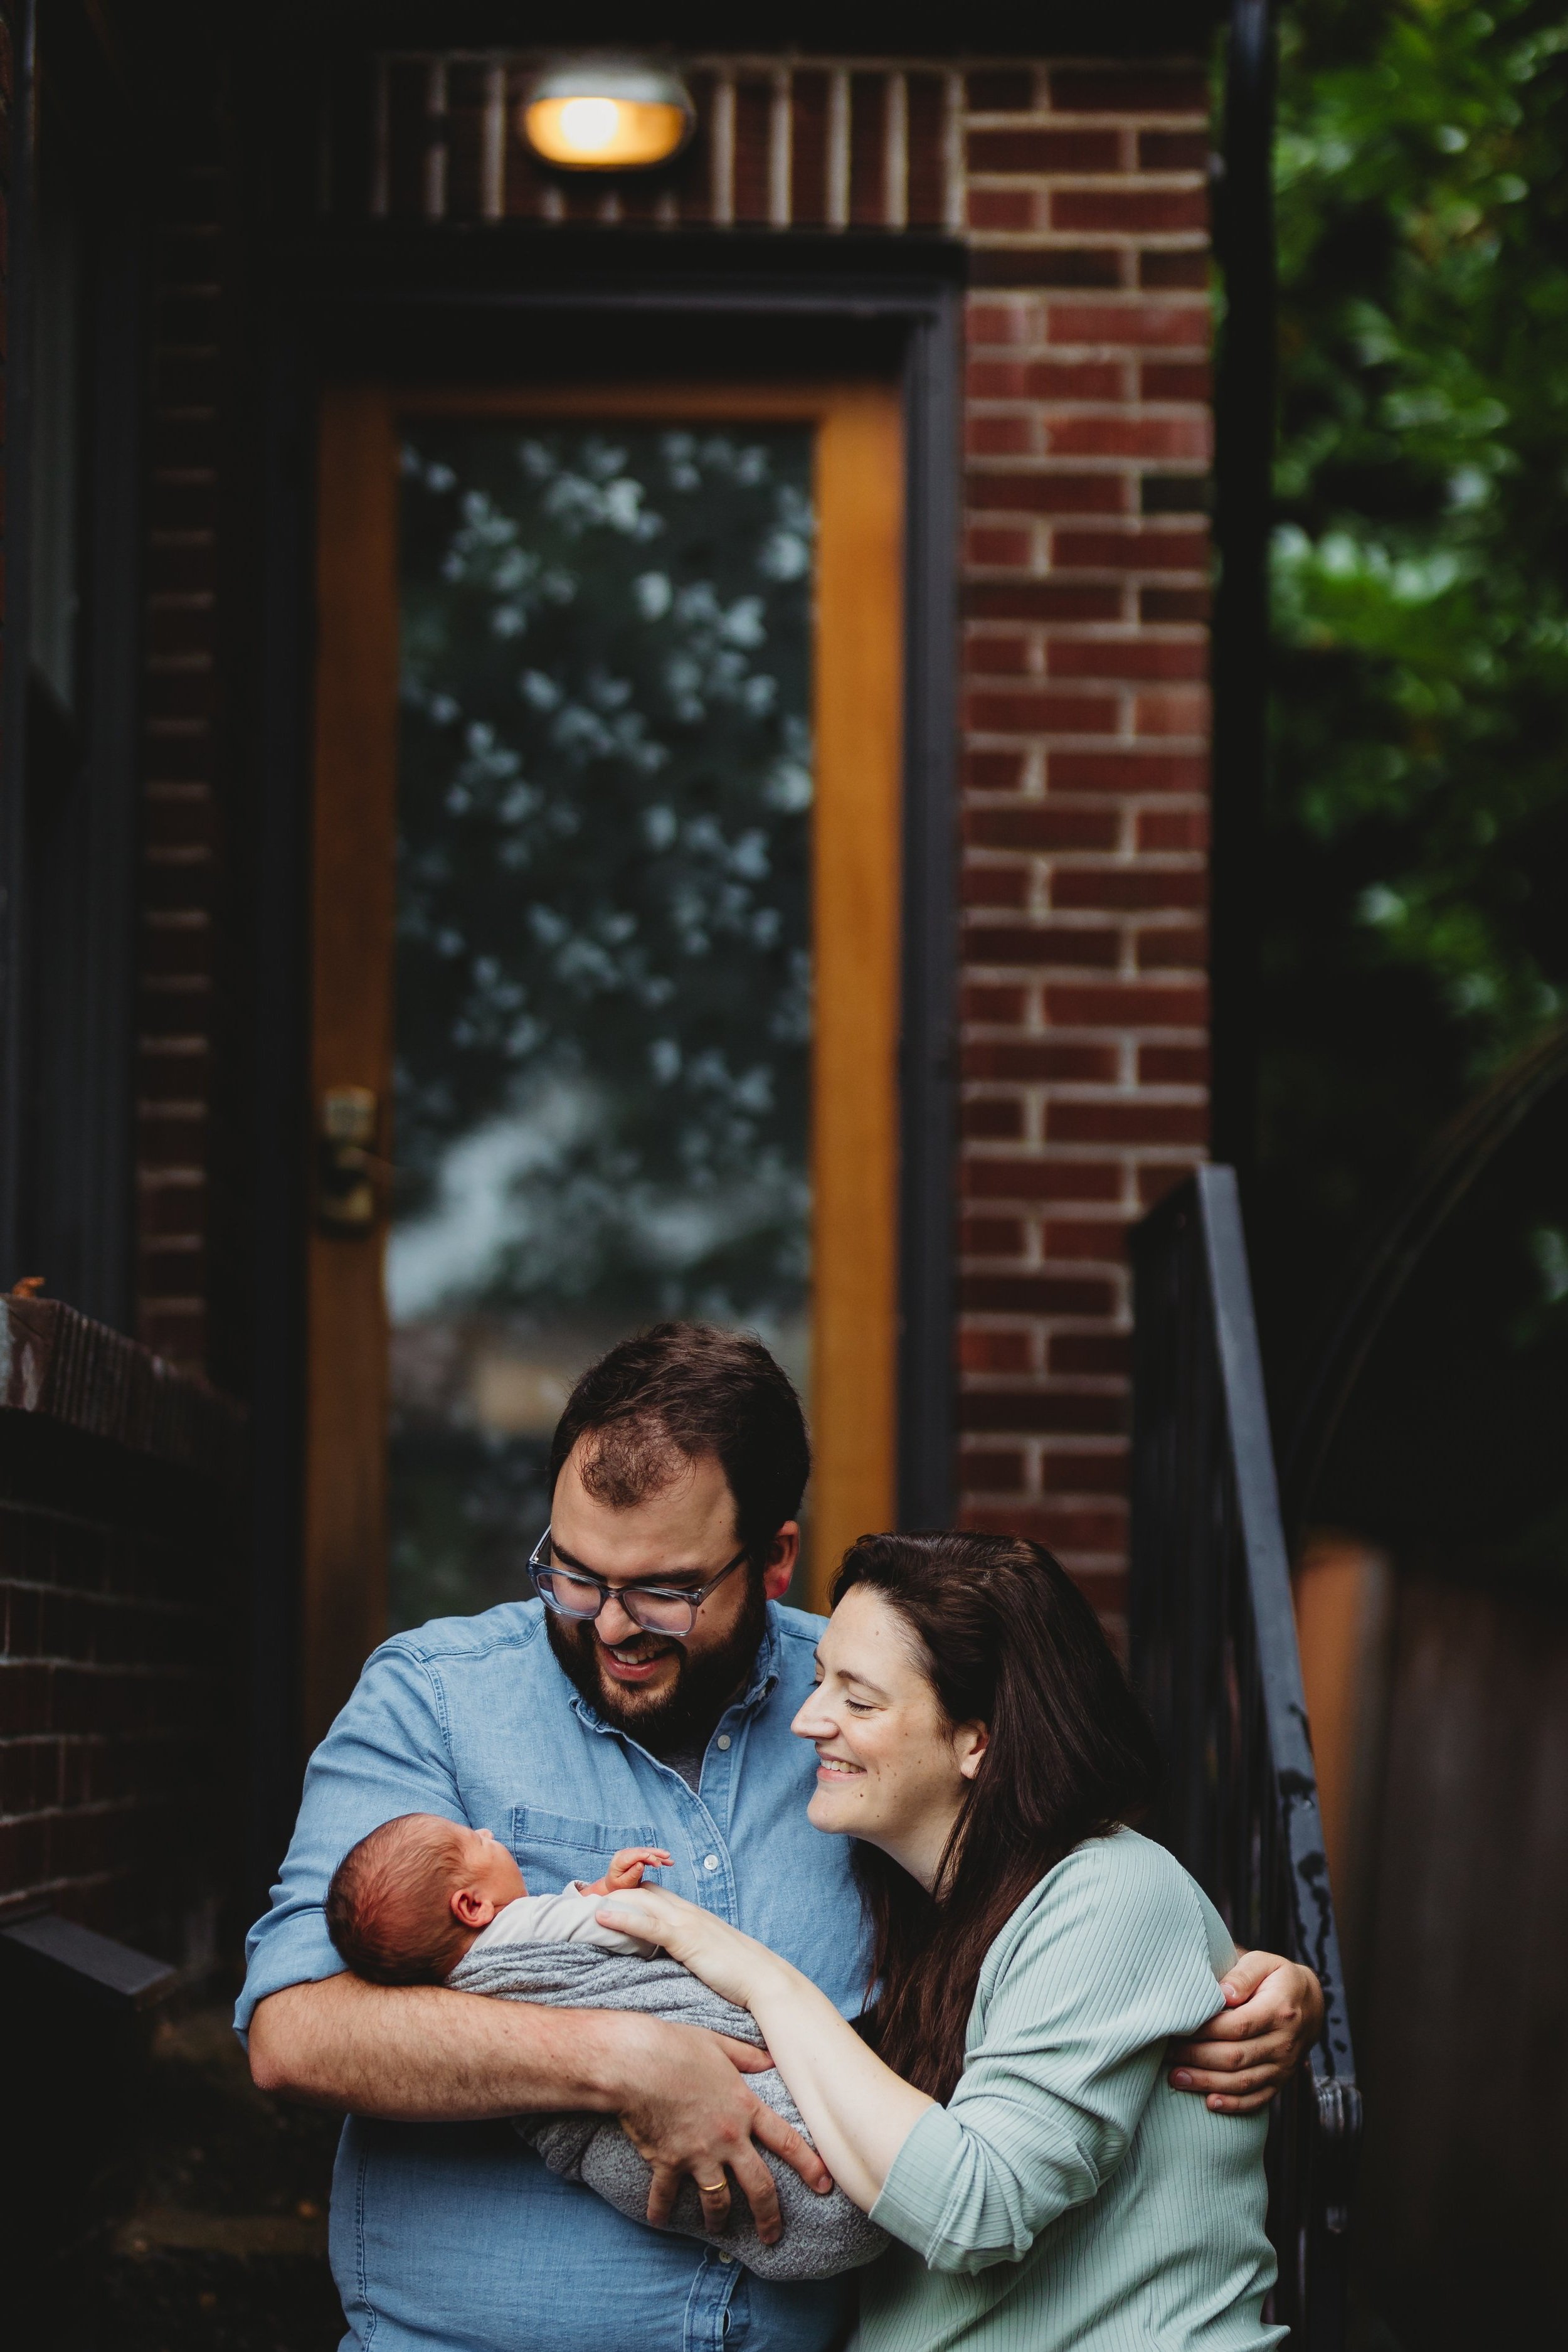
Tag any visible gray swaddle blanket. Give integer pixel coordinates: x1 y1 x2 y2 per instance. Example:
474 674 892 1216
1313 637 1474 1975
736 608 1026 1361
447 1940 888 2280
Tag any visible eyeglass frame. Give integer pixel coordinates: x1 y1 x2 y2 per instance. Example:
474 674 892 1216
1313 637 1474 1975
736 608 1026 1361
527 1525 751 1640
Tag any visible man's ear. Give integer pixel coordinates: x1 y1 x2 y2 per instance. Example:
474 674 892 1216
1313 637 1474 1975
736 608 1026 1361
955 1721 990 1782
763 1521 800 1602
451 1885 497 1929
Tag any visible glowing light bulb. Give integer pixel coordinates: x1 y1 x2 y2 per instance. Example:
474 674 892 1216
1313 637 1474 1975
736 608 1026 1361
556 97 622 154
521 60 694 171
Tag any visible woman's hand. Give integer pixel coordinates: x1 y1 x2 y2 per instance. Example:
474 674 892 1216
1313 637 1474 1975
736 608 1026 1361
595 1886 785 2013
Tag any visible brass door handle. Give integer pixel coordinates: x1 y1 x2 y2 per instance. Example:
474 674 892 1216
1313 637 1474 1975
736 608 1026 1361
317 1087 386 1234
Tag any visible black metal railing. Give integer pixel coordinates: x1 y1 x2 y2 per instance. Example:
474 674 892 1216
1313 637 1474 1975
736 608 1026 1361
1130 1166 1362 2349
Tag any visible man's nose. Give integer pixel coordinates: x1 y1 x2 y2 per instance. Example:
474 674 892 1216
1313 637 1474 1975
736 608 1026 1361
595 1590 641 1644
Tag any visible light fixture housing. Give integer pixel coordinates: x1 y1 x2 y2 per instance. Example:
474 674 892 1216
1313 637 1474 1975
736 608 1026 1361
521 57 695 172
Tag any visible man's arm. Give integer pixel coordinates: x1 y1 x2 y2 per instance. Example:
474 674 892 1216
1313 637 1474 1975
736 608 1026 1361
248 1974 830 2245
1167 1949 1325 2113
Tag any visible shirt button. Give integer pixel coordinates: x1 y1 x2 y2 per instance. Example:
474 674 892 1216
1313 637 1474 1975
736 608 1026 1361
703 1853 719 1872
718 2252 733 2265
716 1734 732 1750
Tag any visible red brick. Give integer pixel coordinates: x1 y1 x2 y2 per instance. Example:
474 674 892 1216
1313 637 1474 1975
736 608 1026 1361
1050 1331 1132 1376
967 302 1030 346
1052 528 1209 572
1139 1042 1210 1084
963 1159 1123 1203
1046 414 1210 460
961 1096 1026 1139
968 526 1033 567
965 921 1119 968
1137 809 1209 851
962 863 1030 910
965 807 1120 851
1041 1450 1131 1494
1140 586 1210 622
960 1328 1034 1374
1140 130 1210 171
966 631 1033 677
960 1274 1117 1316
1049 70 1209 114
959 1449 1029 1492
971 252 1123 292
1136 924 1208 969
968 472 1127 517
1022 361 1125 401
968 128 1121 173
1049 750 1207 794
1052 189 1207 234
963 749 1029 792
966 70 1037 112
1047 302 1208 348
1042 983 1207 1029
1041 1219 1131 1262
968 188 1038 233
968 359 1029 398
1052 868 1207 912
1140 252 1209 291
966 583 1123 623
1134 688 1209 737
967 412 1035 457
958 1388 1128 1434
961 984 1028 1024
1049 1099 1209 1146
1047 637 1205 682
960 1216 1027 1257
963 1041 1119 1083
1141 360 1212 402
967 689 1119 734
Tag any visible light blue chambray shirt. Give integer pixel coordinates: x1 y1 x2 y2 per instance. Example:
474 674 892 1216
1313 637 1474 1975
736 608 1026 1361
237 1599 867 2352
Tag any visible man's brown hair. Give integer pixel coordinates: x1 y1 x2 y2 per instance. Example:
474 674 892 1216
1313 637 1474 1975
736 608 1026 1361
546 1322 810 1564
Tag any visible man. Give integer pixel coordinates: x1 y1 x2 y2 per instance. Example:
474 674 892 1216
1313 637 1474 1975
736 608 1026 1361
243 1324 1322 2352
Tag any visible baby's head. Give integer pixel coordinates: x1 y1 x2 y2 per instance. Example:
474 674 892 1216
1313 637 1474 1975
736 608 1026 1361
326 1814 526 1984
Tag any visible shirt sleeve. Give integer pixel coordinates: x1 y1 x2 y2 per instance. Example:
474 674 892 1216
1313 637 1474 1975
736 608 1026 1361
869 1835 1228 2274
234 1639 464 2040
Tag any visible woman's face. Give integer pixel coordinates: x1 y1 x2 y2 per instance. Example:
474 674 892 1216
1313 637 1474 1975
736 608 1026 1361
790 1583 987 1891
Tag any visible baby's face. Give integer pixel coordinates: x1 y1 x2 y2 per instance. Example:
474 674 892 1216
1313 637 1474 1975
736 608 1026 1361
455 1826 527 1910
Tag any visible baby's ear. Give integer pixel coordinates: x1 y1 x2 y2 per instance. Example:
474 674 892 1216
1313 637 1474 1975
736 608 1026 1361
451 1883 494 1928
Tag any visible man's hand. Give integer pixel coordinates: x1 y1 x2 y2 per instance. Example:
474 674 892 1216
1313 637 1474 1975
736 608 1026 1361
612 2014 832 2247
1168 1950 1325 2113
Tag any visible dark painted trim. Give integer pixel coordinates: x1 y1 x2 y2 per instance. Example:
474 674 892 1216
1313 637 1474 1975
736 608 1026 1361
1208 0 1275 1189
242 244 962 1844
0 0 40 1286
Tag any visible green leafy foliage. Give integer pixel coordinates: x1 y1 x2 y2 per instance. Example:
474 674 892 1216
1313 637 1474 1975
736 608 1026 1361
1257 0 1568 1375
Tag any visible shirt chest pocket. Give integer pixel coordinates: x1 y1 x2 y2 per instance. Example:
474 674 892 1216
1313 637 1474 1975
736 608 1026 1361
508 1805 662 1896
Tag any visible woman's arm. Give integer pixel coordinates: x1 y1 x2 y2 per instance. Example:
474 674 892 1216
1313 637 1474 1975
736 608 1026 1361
597 1887 933 2211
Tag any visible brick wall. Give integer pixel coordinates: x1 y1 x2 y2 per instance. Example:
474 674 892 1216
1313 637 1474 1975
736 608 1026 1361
130 51 1214 1616
0 1303 240 1950
954 65 1212 1631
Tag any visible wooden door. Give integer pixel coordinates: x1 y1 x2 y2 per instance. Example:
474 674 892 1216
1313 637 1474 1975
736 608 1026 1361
305 382 904 1743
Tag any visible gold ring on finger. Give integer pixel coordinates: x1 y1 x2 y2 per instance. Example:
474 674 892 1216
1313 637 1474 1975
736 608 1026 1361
697 2179 728 2195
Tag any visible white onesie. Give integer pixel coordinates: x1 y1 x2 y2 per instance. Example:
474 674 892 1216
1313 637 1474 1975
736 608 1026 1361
464 1886 654 1961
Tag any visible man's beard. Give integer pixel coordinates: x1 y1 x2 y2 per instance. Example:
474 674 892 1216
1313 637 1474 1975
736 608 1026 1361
545 1572 769 1753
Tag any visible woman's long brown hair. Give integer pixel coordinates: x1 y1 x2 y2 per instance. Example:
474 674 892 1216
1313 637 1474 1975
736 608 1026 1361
835 1531 1161 2104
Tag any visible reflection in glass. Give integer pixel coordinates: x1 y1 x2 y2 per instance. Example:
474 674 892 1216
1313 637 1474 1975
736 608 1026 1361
388 423 815 1630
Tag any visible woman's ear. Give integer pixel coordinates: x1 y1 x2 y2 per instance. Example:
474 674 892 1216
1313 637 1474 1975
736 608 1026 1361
954 1721 990 1782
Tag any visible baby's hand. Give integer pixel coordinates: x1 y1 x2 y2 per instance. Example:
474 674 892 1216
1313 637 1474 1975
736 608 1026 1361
598 1846 672 1895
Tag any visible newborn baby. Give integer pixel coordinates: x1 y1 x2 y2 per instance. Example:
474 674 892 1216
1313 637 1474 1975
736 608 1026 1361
324 1812 887 2282
325 1813 668 1982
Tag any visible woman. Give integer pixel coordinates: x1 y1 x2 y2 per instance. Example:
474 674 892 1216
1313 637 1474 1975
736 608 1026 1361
599 1531 1284 2351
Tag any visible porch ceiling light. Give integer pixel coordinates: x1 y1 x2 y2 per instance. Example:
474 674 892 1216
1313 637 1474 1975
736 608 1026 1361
521 58 694 171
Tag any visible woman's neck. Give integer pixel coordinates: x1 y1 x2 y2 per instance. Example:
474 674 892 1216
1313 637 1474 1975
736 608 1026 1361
870 1796 967 1894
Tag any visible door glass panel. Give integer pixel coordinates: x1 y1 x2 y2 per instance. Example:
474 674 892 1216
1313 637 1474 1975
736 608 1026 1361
388 422 815 1630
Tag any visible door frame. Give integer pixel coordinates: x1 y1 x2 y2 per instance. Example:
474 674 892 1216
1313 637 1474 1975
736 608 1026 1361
243 245 960 1806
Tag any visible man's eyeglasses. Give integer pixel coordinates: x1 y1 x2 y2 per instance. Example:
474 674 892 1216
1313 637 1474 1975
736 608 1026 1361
527 1527 749 1641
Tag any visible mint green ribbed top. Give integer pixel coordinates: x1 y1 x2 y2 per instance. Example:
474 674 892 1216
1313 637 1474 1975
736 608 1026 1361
859 1829 1285 2352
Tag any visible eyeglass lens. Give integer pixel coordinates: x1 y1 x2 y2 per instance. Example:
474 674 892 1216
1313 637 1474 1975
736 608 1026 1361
536 1563 696 1636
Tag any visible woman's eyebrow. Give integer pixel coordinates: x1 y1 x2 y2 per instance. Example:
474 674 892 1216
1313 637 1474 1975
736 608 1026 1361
840 1669 889 1701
